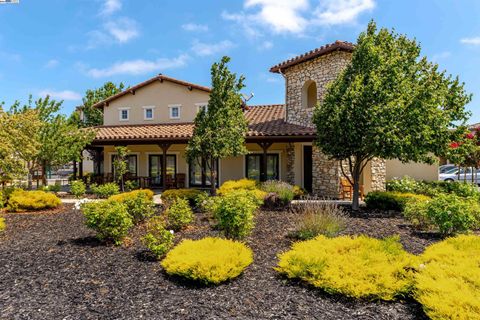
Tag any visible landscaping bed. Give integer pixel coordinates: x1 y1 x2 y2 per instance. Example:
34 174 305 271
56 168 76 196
0 205 433 320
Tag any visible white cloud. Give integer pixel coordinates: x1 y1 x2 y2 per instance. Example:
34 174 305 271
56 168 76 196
182 23 209 32
191 40 236 56
461 37 480 45
39 90 82 101
223 0 375 35
84 54 189 78
104 18 140 43
44 59 59 68
258 40 273 50
100 0 122 16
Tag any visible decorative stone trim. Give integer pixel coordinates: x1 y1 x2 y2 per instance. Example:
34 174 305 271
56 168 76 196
285 143 295 185
370 158 386 191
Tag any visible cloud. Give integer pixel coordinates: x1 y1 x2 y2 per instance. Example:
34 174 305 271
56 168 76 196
182 23 209 32
223 0 375 35
44 59 59 68
191 40 235 56
84 54 189 78
104 18 140 43
431 51 451 62
39 90 82 101
460 37 480 45
258 40 273 50
100 0 122 16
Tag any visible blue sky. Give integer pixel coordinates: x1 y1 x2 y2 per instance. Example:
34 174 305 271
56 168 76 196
0 0 479 122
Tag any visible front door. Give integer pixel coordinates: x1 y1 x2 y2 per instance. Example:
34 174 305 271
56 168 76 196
303 146 312 193
148 155 176 186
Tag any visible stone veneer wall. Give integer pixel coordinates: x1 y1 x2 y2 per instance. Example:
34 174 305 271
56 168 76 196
312 145 341 198
284 51 352 128
370 158 386 191
285 143 295 185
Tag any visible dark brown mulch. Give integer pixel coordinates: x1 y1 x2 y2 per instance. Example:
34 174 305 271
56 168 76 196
0 206 432 320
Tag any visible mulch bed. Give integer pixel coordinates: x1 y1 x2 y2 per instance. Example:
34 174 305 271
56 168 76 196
0 205 435 320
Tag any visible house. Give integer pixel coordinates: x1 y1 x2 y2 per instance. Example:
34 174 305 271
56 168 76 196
88 41 387 197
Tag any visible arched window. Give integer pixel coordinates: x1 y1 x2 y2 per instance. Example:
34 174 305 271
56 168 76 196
302 80 317 109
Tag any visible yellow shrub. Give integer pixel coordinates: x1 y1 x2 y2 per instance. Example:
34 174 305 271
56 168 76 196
161 237 253 284
7 190 61 212
415 235 480 320
0 217 5 232
276 235 417 300
109 189 154 202
161 189 202 205
218 179 266 202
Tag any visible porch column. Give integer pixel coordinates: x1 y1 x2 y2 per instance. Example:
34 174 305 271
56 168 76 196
158 143 171 190
257 141 273 182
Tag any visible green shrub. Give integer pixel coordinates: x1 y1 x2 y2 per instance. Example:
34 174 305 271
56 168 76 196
415 235 480 319
0 217 5 232
386 176 419 193
161 237 253 285
293 185 306 198
41 184 61 193
423 194 479 235
165 198 194 231
124 180 139 192
194 191 212 212
7 190 61 212
91 183 120 198
109 189 155 223
290 199 347 239
161 188 202 206
365 191 430 211
403 198 432 231
276 235 417 300
70 180 86 198
208 189 259 239
429 181 480 199
260 180 295 206
81 200 133 245
142 216 174 258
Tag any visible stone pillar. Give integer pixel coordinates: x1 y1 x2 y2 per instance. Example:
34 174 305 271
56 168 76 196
370 158 386 191
312 146 340 198
285 143 295 185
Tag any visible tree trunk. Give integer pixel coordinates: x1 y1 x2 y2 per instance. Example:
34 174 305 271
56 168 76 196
210 157 216 196
41 160 47 187
27 164 34 190
351 163 362 211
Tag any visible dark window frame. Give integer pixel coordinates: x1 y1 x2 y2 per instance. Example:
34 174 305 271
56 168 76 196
148 154 177 186
245 153 280 181
189 157 219 188
111 154 138 176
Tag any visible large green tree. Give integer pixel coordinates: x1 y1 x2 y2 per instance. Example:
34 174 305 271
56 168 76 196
313 21 471 210
79 82 125 127
186 56 248 195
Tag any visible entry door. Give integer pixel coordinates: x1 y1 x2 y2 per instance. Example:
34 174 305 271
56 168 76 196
303 146 313 193
148 155 176 186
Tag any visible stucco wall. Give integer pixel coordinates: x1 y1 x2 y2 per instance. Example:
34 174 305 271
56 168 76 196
386 159 439 182
103 80 210 126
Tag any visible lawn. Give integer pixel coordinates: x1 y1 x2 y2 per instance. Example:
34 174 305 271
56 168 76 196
0 204 433 319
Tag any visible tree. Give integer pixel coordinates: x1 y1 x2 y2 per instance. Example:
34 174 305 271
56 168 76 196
113 146 130 192
186 56 248 195
80 82 125 127
313 21 471 210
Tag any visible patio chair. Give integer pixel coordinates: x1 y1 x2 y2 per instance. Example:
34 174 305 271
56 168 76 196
165 175 175 189
339 177 364 200
176 173 186 188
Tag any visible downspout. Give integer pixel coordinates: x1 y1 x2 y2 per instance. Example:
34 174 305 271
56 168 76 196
278 68 288 123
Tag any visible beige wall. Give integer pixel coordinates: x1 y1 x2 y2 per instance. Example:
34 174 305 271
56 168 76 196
103 80 210 126
386 159 439 182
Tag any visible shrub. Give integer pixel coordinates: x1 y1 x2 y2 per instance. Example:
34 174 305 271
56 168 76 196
142 216 174 258
208 189 259 239
70 180 86 198
276 235 417 300
403 198 432 231
217 179 267 203
0 217 5 232
290 199 347 239
124 180 139 192
165 198 194 231
423 194 479 235
431 181 480 199
81 200 133 245
90 183 120 198
293 185 306 198
260 180 295 206
194 191 212 212
41 184 61 193
161 237 253 285
386 176 419 193
365 191 430 211
161 188 202 206
109 189 155 224
415 235 480 319
7 190 61 212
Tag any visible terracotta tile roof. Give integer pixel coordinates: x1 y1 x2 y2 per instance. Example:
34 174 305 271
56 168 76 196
92 74 211 108
93 104 316 143
269 40 355 73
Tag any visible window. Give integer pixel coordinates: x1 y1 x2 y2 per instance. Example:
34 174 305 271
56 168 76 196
148 155 177 186
111 154 137 176
302 80 317 109
196 103 208 113
143 106 155 120
246 154 279 181
189 157 219 187
119 108 130 121
169 105 181 119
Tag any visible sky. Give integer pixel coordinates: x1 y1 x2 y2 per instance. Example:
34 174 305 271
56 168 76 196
0 0 480 122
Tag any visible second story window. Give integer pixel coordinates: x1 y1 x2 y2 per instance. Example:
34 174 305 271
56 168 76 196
196 103 208 114
143 106 155 120
119 108 130 121
169 104 181 119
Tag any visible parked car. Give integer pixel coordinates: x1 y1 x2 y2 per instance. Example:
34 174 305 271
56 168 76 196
439 167 480 184
439 164 457 174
